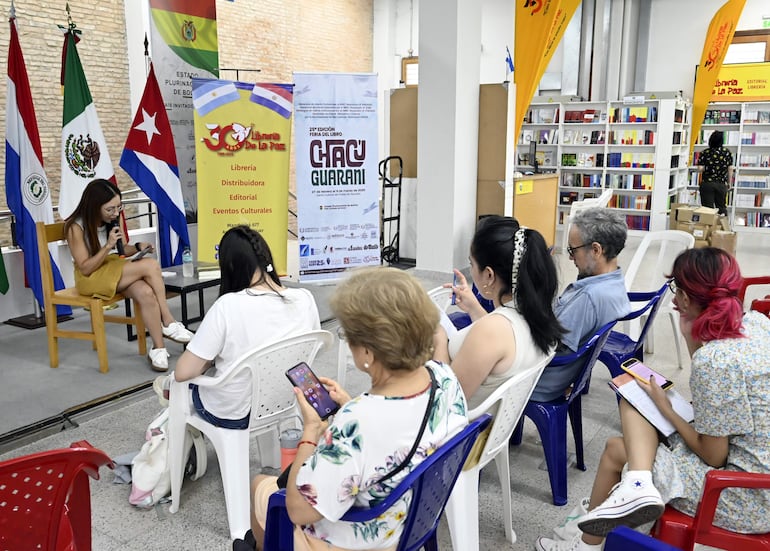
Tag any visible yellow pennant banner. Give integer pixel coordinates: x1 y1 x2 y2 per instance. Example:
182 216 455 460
193 79 292 274
711 62 770 102
691 0 746 157
514 0 581 141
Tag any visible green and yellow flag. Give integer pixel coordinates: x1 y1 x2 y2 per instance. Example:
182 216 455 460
690 0 746 158
150 0 218 74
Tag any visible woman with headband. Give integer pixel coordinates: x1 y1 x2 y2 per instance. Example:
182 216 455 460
433 215 563 409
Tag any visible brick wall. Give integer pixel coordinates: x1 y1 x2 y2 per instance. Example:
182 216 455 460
0 0 373 246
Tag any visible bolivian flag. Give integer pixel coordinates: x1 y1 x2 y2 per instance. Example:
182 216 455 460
150 0 218 74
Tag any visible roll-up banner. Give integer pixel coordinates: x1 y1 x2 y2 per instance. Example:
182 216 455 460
192 78 292 274
293 73 380 283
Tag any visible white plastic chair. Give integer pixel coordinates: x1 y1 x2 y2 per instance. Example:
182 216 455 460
561 188 613 254
623 230 695 368
167 329 334 540
444 350 555 549
336 286 453 388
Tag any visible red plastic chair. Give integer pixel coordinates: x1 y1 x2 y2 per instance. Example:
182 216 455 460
651 470 770 551
0 440 113 551
738 276 770 318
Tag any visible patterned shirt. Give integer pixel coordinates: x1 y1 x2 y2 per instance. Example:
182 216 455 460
294 360 468 548
697 146 733 185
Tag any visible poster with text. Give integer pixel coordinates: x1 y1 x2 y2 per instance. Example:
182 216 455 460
193 78 292 274
150 0 219 221
294 73 380 282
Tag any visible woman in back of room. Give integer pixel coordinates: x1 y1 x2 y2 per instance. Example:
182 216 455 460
64 178 193 372
697 130 733 215
171 225 320 428
433 215 563 409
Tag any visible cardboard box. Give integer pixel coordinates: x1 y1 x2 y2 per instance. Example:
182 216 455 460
676 221 693 233
691 206 719 226
717 215 731 231
669 202 687 229
694 239 710 249
675 205 697 223
690 224 712 240
711 230 737 256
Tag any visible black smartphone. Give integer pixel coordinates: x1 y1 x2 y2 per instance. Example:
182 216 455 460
129 246 153 262
285 362 340 420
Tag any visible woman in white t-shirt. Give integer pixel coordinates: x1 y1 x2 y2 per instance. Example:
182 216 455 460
173 225 320 426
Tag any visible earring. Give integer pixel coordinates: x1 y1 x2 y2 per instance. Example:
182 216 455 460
363 362 370 370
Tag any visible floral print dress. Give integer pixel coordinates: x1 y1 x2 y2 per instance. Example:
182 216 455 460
294 360 468 549
652 311 770 533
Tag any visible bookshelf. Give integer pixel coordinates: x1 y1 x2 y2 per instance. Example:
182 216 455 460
518 96 691 233
691 101 770 231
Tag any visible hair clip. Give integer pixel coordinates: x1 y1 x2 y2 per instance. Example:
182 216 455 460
266 263 274 273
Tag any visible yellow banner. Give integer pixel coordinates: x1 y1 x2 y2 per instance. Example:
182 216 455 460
193 80 291 274
514 0 581 141
711 62 770 102
691 0 746 157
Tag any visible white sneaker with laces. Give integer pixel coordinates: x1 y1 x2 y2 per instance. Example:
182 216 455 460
553 496 590 540
162 321 194 343
577 475 664 537
535 533 599 551
148 348 170 372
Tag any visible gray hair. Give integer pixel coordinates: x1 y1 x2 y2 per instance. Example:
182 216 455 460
571 207 627 260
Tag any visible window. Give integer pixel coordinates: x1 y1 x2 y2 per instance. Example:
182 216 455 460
401 57 418 87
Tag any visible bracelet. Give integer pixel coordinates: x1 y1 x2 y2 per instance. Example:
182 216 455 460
298 440 317 448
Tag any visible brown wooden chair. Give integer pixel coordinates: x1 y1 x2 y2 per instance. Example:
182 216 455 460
35 221 147 373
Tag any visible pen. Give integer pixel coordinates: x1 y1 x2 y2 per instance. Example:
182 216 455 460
451 273 457 305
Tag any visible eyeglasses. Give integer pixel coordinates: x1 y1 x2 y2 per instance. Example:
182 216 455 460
667 279 678 294
103 203 124 215
566 243 591 257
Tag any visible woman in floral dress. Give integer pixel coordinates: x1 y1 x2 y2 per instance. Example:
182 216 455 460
247 267 468 551
537 247 770 551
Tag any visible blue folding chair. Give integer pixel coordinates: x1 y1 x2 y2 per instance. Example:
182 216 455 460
606 526 684 551
599 283 668 379
511 321 616 505
262 414 492 551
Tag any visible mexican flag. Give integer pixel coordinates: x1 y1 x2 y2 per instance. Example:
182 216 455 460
58 28 116 220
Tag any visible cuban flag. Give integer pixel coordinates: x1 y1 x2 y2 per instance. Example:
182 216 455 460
250 83 293 119
5 14 71 315
120 63 190 267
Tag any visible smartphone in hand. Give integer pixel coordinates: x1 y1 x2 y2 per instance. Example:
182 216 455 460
621 358 673 390
129 246 153 262
285 362 340 420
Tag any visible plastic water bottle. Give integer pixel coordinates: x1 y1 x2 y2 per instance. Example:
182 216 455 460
182 247 194 278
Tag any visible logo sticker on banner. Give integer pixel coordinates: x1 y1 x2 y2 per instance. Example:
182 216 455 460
293 73 381 282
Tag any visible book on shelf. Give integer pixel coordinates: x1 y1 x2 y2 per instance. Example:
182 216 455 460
520 129 534 145
562 130 575 144
608 373 694 437
759 111 770 124
562 153 577 167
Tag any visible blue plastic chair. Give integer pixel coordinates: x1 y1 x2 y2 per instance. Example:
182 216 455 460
448 283 495 330
510 321 616 505
598 283 668 379
262 414 493 551
606 526 684 550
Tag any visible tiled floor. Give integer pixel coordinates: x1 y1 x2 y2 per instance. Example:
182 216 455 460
1 230 768 550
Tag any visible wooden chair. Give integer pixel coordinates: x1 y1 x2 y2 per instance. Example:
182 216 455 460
35 221 147 373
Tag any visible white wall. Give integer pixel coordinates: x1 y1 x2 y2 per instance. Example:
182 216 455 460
646 0 768 98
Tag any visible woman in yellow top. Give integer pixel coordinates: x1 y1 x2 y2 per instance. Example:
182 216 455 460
63 178 192 371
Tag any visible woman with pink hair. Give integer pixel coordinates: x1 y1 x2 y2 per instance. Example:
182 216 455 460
537 247 770 551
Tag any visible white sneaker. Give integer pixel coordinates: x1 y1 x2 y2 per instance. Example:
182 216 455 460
162 321 194 344
535 533 598 551
577 476 664 537
553 497 590 540
148 348 170 372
